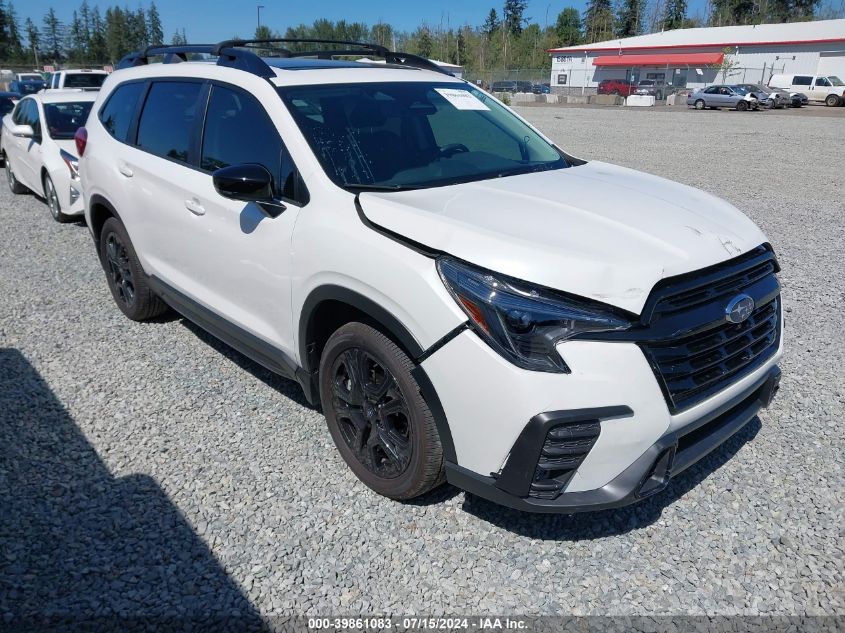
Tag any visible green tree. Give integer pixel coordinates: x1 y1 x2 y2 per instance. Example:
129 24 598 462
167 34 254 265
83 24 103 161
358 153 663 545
415 25 433 58
5 1 24 60
105 7 128 61
25 16 40 63
68 9 86 61
503 0 528 35
583 0 614 43
147 1 163 45
88 5 106 62
617 0 644 36
42 7 64 62
482 8 500 38
554 8 582 46
662 0 688 28
371 21 393 47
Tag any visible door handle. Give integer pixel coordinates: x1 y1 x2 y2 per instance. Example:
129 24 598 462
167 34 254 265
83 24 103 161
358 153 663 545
185 199 205 216
118 165 133 178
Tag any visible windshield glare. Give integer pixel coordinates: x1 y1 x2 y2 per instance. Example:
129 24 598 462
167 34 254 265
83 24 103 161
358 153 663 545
828 76 844 86
44 102 93 139
279 82 567 190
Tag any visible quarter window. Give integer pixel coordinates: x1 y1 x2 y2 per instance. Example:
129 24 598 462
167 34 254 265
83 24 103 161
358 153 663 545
792 76 812 86
137 81 203 163
99 82 145 142
201 84 302 203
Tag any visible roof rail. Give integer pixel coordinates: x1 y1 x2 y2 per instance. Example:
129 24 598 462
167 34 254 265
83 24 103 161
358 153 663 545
116 38 453 78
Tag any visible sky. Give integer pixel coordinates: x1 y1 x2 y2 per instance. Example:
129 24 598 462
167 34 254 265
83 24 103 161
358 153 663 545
17 0 711 41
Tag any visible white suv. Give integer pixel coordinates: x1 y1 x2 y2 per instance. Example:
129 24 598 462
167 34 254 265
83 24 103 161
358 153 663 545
78 40 783 513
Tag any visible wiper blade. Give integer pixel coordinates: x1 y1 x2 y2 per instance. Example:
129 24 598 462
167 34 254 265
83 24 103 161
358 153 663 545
344 183 420 192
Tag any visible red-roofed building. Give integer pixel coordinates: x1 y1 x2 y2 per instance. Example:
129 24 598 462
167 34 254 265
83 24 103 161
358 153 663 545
547 19 845 95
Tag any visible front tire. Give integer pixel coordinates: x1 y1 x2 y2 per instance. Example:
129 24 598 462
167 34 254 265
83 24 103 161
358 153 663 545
43 174 72 223
825 94 841 107
99 217 168 321
320 322 444 500
4 154 27 194
736 100 749 111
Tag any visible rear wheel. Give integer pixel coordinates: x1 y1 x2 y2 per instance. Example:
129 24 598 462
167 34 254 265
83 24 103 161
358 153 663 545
694 99 705 110
4 154 27 194
99 217 168 321
43 174 73 223
825 94 841 107
320 322 444 500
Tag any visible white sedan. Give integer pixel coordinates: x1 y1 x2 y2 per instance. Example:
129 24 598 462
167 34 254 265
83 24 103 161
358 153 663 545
1 90 96 222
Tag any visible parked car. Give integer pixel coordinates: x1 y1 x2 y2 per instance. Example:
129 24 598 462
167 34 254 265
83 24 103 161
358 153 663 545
597 79 637 97
0 92 19 118
45 69 109 91
15 72 45 83
635 79 666 100
77 39 782 514
490 80 517 93
8 79 45 96
768 74 845 106
1 91 95 222
687 85 759 111
531 83 551 94
787 92 809 107
734 83 790 109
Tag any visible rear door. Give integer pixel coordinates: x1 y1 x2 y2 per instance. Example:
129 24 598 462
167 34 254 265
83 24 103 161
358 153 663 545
125 79 208 289
171 82 307 354
791 75 813 98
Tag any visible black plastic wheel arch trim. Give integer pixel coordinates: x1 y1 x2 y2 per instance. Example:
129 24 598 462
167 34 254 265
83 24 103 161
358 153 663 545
495 406 633 497
446 365 780 514
410 365 457 463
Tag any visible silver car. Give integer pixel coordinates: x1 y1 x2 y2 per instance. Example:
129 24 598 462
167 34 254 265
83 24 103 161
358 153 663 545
687 85 759 111
735 84 790 109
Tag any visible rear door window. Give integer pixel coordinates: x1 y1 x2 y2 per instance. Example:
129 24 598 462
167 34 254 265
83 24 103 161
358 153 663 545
137 81 203 164
99 82 145 142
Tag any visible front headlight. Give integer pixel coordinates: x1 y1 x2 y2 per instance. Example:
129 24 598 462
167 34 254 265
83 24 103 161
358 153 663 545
437 257 631 373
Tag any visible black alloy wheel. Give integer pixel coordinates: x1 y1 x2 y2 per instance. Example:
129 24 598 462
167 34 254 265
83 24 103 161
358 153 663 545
331 348 413 479
105 231 136 308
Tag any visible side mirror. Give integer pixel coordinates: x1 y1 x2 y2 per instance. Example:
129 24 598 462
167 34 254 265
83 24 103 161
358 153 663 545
213 163 274 202
11 124 34 138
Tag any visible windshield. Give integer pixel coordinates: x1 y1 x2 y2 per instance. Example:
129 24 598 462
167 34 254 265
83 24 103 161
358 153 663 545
65 73 107 88
279 82 567 190
44 101 93 139
828 76 844 86
17 82 41 95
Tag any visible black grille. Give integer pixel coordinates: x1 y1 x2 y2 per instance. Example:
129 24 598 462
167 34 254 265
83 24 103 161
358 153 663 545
639 246 781 413
645 245 777 320
529 422 600 499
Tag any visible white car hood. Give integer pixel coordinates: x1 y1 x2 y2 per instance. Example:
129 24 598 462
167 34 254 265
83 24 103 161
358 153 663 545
359 161 767 315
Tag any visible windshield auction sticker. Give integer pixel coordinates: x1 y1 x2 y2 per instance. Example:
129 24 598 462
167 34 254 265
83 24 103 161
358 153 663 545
434 88 490 111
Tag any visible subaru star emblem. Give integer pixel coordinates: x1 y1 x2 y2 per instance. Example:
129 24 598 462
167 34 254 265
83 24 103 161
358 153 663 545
725 294 755 324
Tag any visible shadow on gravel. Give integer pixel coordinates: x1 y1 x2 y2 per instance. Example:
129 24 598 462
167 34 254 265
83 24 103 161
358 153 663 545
0 348 267 631
179 318 316 410
461 417 762 540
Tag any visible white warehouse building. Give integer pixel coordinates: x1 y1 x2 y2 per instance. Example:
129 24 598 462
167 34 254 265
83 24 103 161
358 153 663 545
548 19 845 93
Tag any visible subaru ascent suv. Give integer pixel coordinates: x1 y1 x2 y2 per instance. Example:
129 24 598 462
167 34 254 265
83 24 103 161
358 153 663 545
78 39 783 513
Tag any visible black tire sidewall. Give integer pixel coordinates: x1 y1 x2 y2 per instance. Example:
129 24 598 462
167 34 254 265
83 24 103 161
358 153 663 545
99 217 157 321
319 323 442 500
43 175 69 223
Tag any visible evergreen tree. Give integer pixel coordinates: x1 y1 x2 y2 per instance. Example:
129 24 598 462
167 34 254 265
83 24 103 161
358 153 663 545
88 6 107 62
0 0 9 61
482 8 500 38
455 27 467 65
68 10 85 61
617 0 644 37
25 16 40 63
503 0 528 35
662 0 688 29
6 1 24 60
415 25 433 58
147 1 163 45
42 7 64 62
554 8 582 46
583 0 614 43
104 7 128 61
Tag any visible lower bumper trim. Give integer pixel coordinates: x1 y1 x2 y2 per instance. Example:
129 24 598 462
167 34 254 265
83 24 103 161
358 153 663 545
446 366 781 514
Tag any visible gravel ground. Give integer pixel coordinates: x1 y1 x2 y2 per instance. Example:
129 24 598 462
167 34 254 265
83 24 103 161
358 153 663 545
1 106 843 624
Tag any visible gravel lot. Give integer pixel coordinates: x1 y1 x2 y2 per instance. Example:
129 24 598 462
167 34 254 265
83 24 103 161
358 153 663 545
1 106 843 624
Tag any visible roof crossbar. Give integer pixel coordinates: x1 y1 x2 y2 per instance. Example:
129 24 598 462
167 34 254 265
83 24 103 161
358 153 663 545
116 37 453 78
